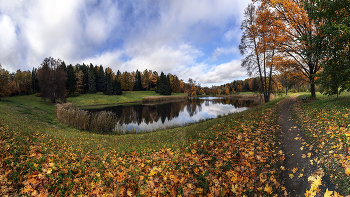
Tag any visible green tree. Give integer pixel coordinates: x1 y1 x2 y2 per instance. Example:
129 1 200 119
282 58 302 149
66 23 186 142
133 69 142 91
88 63 97 93
305 0 350 97
66 64 76 96
113 78 122 95
104 71 113 95
96 65 106 92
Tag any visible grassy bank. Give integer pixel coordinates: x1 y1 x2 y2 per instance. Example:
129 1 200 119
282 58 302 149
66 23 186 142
293 92 350 195
1 93 290 196
67 91 187 107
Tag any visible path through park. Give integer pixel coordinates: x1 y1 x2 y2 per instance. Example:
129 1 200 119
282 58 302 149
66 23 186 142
279 95 336 196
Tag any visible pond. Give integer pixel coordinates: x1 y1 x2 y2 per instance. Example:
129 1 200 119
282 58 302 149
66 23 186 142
85 97 259 132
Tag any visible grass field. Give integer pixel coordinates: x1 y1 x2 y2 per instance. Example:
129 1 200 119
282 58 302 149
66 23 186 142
293 92 350 194
67 91 186 107
1 92 349 195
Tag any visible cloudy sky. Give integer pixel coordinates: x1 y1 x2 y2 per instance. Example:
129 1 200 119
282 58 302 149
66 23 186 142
0 0 250 87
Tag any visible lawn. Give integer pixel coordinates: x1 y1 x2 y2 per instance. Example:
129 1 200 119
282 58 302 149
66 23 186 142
67 91 186 107
293 92 350 195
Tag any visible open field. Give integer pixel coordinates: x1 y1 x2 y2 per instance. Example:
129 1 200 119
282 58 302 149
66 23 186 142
67 91 187 107
1 92 349 195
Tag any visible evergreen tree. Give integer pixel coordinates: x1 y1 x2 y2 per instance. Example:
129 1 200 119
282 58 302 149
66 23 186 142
31 67 39 93
113 78 122 95
96 65 106 92
66 64 76 96
88 63 96 93
133 69 142 91
104 70 113 95
157 72 171 95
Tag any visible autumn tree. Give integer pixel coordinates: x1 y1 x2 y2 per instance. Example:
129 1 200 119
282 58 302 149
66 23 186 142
37 57 67 103
141 69 150 90
0 64 11 100
75 70 84 93
239 3 278 102
254 0 323 99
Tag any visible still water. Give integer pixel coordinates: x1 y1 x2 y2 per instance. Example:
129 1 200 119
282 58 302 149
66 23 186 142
85 97 258 132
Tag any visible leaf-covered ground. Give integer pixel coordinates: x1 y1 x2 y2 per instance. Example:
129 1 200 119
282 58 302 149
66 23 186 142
0 95 287 196
293 93 350 196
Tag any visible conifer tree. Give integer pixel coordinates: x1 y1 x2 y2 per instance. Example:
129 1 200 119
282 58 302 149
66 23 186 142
66 64 76 96
88 63 96 93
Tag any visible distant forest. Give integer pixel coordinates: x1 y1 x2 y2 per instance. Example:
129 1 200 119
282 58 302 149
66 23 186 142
0 57 308 103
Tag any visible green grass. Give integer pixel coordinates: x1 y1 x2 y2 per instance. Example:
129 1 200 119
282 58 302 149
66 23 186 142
67 91 186 107
292 91 350 195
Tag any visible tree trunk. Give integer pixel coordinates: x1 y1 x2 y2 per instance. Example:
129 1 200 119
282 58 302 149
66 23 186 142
310 82 316 99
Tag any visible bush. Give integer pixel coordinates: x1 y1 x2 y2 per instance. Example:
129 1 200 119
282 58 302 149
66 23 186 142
35 93 42 97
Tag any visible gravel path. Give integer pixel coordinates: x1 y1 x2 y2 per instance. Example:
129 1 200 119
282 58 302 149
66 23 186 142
279 96 335 196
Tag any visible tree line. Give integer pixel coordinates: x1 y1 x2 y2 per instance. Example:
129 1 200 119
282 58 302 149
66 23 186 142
0 57 191 102
240 0 350 102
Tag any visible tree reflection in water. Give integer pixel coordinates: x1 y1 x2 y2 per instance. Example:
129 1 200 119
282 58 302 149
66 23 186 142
85 97 258 132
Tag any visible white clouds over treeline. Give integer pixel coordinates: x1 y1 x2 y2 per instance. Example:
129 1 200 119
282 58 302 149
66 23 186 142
0 0 249 86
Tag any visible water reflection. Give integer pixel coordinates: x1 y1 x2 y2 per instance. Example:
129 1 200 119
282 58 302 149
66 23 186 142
85 97 257 132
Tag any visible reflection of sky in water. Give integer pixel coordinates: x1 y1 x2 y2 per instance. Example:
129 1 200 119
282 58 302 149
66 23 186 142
117 101 249 132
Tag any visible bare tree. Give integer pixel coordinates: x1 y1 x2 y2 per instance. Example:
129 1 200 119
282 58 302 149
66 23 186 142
37 57 67 103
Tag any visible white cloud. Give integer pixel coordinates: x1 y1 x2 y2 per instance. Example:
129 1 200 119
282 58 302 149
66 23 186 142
0 0 250 86
211 46 238 61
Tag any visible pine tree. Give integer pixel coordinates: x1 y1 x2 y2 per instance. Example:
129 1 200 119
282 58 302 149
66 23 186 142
104 71 113 95
96 65 106 92
88 63 97 93
66 64 76 96
133 69 142 91
113 78 122 95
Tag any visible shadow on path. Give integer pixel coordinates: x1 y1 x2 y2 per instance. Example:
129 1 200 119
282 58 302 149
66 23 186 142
279 96 335 196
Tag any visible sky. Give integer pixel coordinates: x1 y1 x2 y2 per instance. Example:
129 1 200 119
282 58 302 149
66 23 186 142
0 0 250 87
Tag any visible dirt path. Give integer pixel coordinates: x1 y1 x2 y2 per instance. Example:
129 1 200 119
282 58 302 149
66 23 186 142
279 96 335 196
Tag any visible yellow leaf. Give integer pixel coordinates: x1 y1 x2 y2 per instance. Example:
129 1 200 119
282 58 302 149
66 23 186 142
289 174 294 179
307 152 311 158
292 167 298 173
280 166 285 171
264 183 272 194
345 166 350 176
298 173 303 178
324 188 333 197
46 168 52 175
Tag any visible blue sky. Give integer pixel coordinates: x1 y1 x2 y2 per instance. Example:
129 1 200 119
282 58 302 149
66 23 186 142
0 0 250 87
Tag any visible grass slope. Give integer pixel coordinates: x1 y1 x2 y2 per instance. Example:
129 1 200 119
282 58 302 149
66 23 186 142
0 93 291 196
293 92 350 195
67 91 186 107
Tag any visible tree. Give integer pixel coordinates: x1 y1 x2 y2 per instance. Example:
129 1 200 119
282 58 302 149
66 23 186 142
88 63 97 93
37 57 67 103
66 64 76 96
141 69 150 90
305 0 350 97
239 3 277 102
255 0 323 99
104 71 113 95
113 77 122 95
133 69 142 91
0 64 11 100
31 67 39 93
96 65 106 92
75 70 84 93
157 72 171 95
